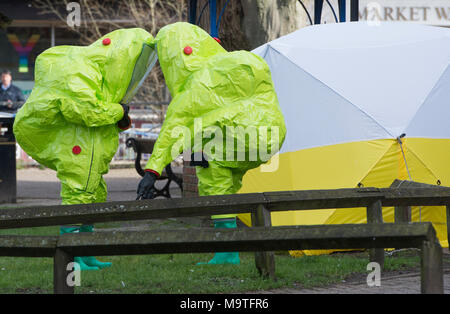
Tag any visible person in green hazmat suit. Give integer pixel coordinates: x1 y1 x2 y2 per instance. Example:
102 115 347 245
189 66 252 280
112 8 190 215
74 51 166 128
137 22 286 265
14 28 157 270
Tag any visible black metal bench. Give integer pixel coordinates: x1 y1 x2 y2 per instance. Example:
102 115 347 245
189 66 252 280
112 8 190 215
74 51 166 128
126 137 182 198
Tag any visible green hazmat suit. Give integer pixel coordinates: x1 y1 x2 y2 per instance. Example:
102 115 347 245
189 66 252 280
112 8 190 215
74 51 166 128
144 22 286 220
13 28 155 205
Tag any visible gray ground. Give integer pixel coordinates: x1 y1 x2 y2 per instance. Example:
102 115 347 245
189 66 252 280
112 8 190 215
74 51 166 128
10 167 181 207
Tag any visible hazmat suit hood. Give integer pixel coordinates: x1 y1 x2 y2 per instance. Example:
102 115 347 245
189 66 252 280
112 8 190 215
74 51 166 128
14 28 155 197
145 22 286 179
155 22 226 95
93 28 157 104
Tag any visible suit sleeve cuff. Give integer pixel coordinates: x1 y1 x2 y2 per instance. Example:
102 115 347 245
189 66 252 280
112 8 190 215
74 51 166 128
145 169 160 177
118 117 132 130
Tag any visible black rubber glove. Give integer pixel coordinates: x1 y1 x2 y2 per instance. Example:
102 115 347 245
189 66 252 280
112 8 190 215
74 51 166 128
118 104 132 130
136 171 157 200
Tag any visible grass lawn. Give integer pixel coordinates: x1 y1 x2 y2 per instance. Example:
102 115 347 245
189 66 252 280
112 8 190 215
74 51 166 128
0 225 422 294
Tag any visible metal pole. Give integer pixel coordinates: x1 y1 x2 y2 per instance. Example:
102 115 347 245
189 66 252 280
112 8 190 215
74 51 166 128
51 24 55 47
209 0 218 37
188 0 197 24
338 0 346 22
314 0 324 24
350 0 359 21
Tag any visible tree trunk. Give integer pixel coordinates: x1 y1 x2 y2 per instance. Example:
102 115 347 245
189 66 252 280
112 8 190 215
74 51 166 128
240 0 304 49
195 0 309 51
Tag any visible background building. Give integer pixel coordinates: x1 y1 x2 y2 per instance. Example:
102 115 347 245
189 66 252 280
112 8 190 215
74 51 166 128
358 0 450 27
0 1 80 97
2 0 448 167
0 1 172 166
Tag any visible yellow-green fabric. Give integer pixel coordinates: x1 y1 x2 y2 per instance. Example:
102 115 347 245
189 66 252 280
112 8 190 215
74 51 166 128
196 162 247 219
13 28 154 204
145 23 286 214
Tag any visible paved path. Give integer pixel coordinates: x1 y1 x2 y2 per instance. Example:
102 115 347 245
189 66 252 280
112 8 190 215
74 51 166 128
2 167 181 208
255 270 450 294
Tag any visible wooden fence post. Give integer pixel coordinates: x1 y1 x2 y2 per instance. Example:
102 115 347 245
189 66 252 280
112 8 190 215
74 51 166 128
54 248 75 294
395 205 411 250
366 200 384 268
420 240 443 294
395 206 411 223
251 204 276 280
446 205 450 250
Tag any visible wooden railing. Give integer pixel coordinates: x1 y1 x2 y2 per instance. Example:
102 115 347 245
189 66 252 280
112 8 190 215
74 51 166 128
0 180 447 294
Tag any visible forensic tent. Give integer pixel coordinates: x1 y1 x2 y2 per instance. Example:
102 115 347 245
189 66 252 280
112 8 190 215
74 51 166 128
237 22 450 254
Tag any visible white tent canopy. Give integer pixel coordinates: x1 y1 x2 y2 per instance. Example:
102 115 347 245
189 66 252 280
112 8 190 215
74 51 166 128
252 22 450 154
239 22 450 250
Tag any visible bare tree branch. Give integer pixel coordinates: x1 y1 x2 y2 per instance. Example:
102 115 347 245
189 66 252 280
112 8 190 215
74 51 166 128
32 0 188 107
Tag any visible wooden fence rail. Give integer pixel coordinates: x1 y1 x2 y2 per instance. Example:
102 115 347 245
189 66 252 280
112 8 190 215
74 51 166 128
1 186 450 229
0 180 447 294
0 223 443 294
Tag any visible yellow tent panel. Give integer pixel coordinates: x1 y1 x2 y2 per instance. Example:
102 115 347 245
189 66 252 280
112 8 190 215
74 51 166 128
238 138 449 255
